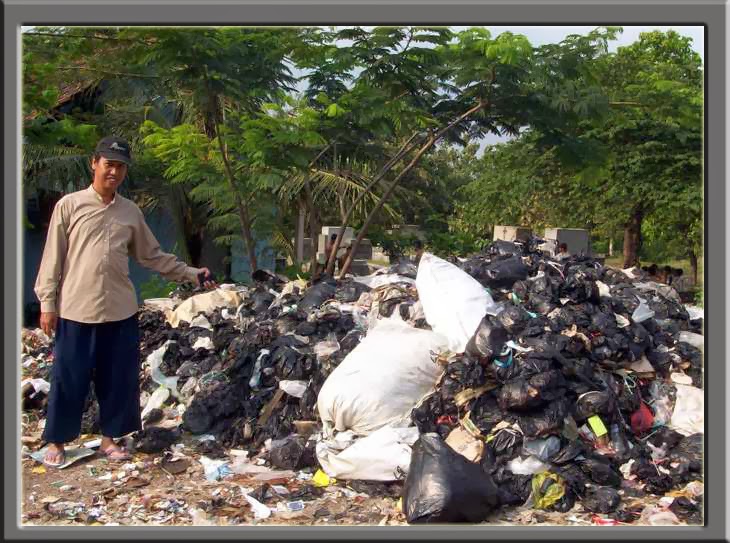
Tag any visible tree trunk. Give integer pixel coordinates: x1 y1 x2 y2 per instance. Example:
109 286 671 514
295 199 306 265
207 91 258 272
338 135 436 277
622 206 643 269
688 249 698 285
608 238 613 257
338 100 488 278
303 177 320 276
324 131 424 275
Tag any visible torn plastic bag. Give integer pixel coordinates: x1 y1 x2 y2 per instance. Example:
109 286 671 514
531 471 566 510
416 253 499 353
581 486 621 513
317 320 449 437
402 433 500 523
522 435 561 462
507 455 550 475
631 297 655 323
316 426 419 481
352 273 416 290
145 341 181 400
465 315 508 363
483 256 530 289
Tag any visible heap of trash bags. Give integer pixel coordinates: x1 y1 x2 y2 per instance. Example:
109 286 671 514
21 238 704 524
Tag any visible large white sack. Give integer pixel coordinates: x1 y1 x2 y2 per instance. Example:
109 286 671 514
317 320 449 437
670 383 704 436
316 426 419 481
415 252 496 353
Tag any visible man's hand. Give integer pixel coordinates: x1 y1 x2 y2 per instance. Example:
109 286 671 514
40 312 58 337
196 267 217 290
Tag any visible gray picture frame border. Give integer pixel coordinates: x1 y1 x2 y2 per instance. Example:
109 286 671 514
3 0 724 540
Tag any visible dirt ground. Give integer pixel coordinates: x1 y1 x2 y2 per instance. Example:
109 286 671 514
21 432 700 527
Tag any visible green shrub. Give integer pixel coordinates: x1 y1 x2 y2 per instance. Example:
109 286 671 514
140 275 178 300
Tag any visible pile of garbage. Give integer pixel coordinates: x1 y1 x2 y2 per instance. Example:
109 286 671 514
402 241 704 523
20 239 704 525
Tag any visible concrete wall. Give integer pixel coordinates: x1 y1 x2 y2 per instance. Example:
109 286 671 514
544 228 592 256
493 225 533 242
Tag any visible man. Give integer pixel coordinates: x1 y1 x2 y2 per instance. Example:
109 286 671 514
413 239 425 265
34 136 215 467
672 267 690 292
555 242 570 261
661 265 674 285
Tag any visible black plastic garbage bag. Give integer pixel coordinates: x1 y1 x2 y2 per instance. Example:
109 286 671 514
182 381 245 434
574 390 616 422
133 427 181 453
251 268 288 285
498 370 565 411
578 455 622 487
251 290 276 313
551 440 586 465
483 256 530 289
269 435 316 470
488 240 523 257
581 486 621 513
669 496 702 524
465 315 508 363
299 277 337 312
403 433 500 523
670 433 703 472
518 399 568 438
497 304 532 335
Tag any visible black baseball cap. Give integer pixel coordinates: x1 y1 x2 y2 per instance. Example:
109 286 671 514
95 136 132 165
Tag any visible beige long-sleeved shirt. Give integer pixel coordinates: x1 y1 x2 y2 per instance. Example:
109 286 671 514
34 185 202 323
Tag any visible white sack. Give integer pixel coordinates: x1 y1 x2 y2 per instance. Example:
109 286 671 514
415 252 496 353
670 383 704 436
317 320 448 437
316 426 419 481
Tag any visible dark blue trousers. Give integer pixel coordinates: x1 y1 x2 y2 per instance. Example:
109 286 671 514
42 314 142 443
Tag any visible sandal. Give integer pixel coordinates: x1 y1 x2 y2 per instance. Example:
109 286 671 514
99 444 132 462
43 448 66 468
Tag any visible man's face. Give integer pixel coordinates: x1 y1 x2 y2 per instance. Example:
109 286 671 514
92 156 128 192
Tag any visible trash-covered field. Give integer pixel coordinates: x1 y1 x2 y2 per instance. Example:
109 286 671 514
20 240 705 526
